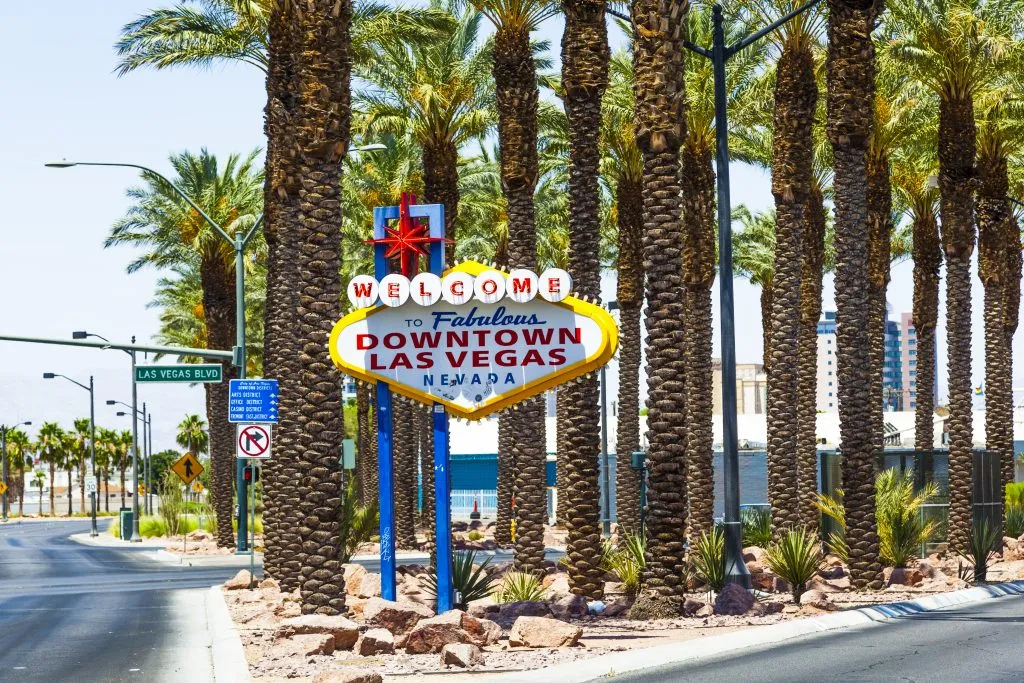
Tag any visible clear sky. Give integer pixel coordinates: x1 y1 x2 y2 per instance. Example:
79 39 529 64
0 2 1000 451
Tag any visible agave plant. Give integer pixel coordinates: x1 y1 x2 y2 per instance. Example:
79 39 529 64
958 520 1001 584
495 571 545 603
601 531 647 596
741 507 773 548
692 526 726 592
423 550 495 609
764 527 822 604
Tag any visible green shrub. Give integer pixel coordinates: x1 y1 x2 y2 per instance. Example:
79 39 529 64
764 527 822 604
958 520 1001 584
159 471 186 536
1005 506 1024 539
468 530 484 541
339 476 378 562
109 517 120 538
602 531 646 596
876 469 939 567
693 527 726 592
1006 482 1024 509
741 507 773 548
815 488 849 564
495 571 545 603
423 550 495 609
139 515 168 538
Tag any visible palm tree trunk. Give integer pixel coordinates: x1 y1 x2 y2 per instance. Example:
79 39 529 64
356 382 374 506
120 465 126 510
761 284 774 374
393 400 418 549
554 395 567 528
797 184 826 531
561 0 609 600
977 147 1011 528
79 458 86 514
912 212 942 452
18 460 25 516
681 142 716 541
632 0 688 599
495 412 514 546
492 20 547 576
614 174 644 537
1002 216 1022 506
938 94 977 553
423 140 460 264
67 469 73 516
418 405 436 563
49 464 55 517
826 0 883 589
867 145 892 458
104 469 110 512
768 38 816 534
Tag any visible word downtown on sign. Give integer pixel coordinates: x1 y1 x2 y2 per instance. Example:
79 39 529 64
330 261 618 419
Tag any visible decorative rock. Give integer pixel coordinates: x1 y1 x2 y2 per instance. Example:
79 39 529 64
807 577 841 593
751 572 776 593
745 561 765 575
742 546 766 564
405 610 500 654
801 589 837 611
467 596 499 619
916 561 937 579
508 616 583 648
713 583 755 616
601 598 631 617
819 564 846 580
493 601 552 628
278 633 335 657
363 598 433 636
884 567 923 587
357 572 382 599
274 601 302 618
544 575 571 597
603 581 625 595
354 628 395 655
825 576 851 591
441 642 485 668
550 593 588 620
750 601 785 616
1004 537 1019 553
188 529 213 541
342 563 368 597
276 614 360 650
682 598 707 617
258 577 280 591
311 668 382 683
224 570 253 590
695 605 715 618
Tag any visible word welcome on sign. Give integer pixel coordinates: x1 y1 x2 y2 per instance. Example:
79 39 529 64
347 267 573 309
330 261 617 419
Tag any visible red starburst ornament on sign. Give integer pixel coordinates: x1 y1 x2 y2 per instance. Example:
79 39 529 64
366 193 448 277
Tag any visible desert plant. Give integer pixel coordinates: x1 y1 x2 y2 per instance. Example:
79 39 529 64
423 550 495 609
876 469 940 567
764 527 822 604
139 515 169 538
339 476 379 562
958 520 1001 584
692 526 726 592
601 531 647 596
468 530 484 541
495 571 545 603
816 489 850 564
159 471 186 536
1006 482 1024 510
1005 506 1024 539
741 507 773 548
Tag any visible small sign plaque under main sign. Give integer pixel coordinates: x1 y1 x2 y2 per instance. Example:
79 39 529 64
135 364 223 383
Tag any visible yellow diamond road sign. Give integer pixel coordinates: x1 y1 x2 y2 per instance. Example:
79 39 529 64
171 452 204 485
191 481 204 494
0 481 7 496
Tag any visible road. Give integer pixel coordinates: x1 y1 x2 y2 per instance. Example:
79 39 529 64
608 592 1024 682
0 519 241 682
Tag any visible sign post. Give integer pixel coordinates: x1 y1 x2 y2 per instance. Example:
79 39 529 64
229 378 278 553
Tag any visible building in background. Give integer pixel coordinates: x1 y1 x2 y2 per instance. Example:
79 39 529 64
816 306 903 412
712 359 767 414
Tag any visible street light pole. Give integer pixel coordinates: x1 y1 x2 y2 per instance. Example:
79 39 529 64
130 345 141 541
1 421 32 523
147 411 153 515
682 0 822 587
43 371 100 533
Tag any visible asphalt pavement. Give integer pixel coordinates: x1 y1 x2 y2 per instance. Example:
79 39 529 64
0 519 242 682
607 592 1024 683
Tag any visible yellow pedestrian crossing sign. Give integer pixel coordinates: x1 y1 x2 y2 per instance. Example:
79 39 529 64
171 452 204 485
191 481 204 494
0 481 7 496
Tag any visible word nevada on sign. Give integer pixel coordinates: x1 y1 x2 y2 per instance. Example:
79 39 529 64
330 261 618 419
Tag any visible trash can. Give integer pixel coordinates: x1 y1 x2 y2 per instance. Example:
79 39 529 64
119 507 133 541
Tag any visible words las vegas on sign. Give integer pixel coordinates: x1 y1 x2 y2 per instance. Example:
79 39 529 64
329 261 619 420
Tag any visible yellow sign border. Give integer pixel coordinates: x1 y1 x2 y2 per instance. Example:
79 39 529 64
171 452 204 485
329 260 619 419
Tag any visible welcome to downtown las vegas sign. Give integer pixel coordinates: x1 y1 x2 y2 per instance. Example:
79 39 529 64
329 261 619 419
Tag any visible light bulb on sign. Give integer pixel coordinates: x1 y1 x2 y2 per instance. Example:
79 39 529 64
506 268 539 303
410 272 442 306
473 270 506 304
539 268 572 303
441 271 474 305
379 273 410 307
347 274 379 309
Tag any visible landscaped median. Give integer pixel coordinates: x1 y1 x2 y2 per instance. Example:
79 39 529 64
216 536 1024 682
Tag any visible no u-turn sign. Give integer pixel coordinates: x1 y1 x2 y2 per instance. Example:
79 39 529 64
237 424 272 459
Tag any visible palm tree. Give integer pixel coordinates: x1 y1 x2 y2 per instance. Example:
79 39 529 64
106 149 262 548
93 429 113 512
355 382 376 506
36 423 65 517
107 430 134 510
61 432 80 516
886 0 1024 551
176 414 210 455
31 470 46 515
474 0 558 575
263 0 351 616
557 0 609 599
602 51 644 537
357 0 495 251
72 419 93 514
631 0 689 600
5 428 31 516
825 0 882 588
733 206 777 371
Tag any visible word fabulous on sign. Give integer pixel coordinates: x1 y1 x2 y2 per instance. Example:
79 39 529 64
330 260 617 420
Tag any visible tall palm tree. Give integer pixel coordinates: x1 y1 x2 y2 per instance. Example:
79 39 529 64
475 0 558 575
106 149 262 548
36 423 65 517
93 429 113 513
602 51 644 537
631 0 689 600
4 428 31 516
558 0 609 599
355 382 376 506
825 0 882 588
733 206 777 371
886 0 1024 550
61 432 80 516
264 0 351 616
72 419 93 514
176 414 210 455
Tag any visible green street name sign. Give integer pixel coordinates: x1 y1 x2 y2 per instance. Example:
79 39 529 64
135 364 223 383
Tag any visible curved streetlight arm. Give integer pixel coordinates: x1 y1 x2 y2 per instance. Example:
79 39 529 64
50 373 90 393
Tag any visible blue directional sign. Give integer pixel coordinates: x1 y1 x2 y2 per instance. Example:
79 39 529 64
228 379 279 423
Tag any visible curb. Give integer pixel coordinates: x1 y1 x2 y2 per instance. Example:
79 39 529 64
67 532 167 549
207 585 252 682
498 580 1024 683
